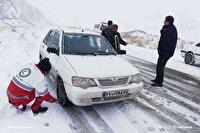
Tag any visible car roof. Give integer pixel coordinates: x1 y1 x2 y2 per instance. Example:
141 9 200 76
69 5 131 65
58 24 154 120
52 27 100 35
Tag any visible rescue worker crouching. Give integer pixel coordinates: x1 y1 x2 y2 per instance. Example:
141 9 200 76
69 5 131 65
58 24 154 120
7 58 58 115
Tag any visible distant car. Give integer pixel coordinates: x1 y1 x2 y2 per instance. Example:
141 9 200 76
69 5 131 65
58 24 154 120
181 43 200 65
93 22 107 33
39 28 143 106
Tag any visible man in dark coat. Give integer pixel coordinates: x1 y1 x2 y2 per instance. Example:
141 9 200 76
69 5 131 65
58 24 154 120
102 23 127 51
151 16 178 87
111 24 128 50
101 20 113 37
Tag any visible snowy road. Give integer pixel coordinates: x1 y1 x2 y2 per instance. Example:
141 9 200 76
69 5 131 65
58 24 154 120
60 56 200 133
0 28 200 133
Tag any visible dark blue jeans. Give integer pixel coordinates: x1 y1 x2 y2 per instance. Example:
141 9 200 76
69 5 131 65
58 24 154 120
155 55 171 84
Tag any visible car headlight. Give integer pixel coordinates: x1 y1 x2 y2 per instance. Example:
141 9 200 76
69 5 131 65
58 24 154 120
129 74 142 84
72 76 97 89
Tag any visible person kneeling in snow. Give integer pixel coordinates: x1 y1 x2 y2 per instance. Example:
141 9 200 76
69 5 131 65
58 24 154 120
7 58 58 115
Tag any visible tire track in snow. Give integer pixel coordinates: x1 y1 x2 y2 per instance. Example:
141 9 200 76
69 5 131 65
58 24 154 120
138 91 200 133
125 55 200 111
64 106 96 133
124 55 200 133
115 101 169 133
142 76 200 116
93 103 142 133
140 68 200 100
127 99 188 133
140 69 200 111
79 106 114 133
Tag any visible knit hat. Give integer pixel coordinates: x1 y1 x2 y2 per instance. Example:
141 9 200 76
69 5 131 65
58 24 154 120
38 58 51 72
165 16 174 24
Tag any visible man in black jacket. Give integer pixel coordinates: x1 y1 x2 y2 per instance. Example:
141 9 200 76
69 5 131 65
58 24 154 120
102 24 127 51
151 16 178 87
112 24 128 50
101 20 113 37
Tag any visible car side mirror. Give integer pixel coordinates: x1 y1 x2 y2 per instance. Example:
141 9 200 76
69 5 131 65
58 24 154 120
117 50 126 55
47 47 59 55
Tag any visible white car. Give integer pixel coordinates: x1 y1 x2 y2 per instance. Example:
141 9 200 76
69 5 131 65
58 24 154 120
181 43 200 65
93 22 107 33
39 28 143 106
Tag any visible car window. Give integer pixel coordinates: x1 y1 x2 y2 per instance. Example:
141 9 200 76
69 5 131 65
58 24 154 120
196 43 200 47
46 31 55 47
51 32 60 49
63 33 116 55
43 30 52 45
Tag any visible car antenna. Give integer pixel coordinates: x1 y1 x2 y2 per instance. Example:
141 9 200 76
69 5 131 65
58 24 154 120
74 18 84 32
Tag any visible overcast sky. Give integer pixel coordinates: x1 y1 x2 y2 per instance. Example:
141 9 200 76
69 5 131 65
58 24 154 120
24 0 200 32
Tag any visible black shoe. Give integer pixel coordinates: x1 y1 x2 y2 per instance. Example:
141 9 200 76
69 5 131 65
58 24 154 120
151 79 157 83
20 106 27 111
32 106 48 115
151 82 163 87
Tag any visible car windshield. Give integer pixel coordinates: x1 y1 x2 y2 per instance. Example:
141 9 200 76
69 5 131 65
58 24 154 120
63 33 116 55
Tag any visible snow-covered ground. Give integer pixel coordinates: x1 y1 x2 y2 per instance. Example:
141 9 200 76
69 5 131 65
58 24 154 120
122 45 200 79
0 27 72 133
0 27 200 133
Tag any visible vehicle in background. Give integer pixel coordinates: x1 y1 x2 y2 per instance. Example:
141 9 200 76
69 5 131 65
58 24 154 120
93 22 107 33
181 43 200 65
39 28 143 106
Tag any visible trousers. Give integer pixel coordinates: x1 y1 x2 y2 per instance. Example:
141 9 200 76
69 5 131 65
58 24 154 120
155 55 171 84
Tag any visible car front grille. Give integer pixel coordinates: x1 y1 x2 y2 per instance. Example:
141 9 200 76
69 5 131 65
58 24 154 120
98 76 129 87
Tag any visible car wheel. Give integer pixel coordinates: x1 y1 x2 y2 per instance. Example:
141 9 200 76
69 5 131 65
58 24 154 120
39 54 42 61
184 53 195 65
57 78 72 107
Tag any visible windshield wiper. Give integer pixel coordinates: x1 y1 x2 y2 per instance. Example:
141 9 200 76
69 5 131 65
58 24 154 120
67 52 98 56
94 51 116 56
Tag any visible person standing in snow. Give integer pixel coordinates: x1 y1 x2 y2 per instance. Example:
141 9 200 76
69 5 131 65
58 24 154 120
151 16 178 87
102 23 128 51
111 24 128 50
101 20 113 37
7 58 58 115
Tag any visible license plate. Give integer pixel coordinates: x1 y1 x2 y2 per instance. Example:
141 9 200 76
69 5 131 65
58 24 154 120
102 90 128 98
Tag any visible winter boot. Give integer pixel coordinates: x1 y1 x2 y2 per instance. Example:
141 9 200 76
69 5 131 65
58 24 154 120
32 106 48 115
20 106 27 111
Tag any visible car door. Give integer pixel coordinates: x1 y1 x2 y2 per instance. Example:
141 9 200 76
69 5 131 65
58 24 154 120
195 43 200 61
40 30 55 59
48 31 61 79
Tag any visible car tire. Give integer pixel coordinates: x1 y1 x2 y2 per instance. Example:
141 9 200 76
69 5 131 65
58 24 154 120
184 53 195 65
57 78 72 107
39 54 42 61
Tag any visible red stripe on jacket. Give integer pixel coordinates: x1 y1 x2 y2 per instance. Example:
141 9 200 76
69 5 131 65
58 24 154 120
8 80 33 97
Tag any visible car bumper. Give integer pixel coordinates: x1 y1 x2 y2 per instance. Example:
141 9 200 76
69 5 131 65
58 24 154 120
64 82 143 106
180 50 186 57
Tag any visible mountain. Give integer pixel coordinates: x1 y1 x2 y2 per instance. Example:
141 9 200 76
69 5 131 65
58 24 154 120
121 30 193 49
0 0 50 27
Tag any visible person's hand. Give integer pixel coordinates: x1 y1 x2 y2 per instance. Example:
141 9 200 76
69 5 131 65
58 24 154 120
54 99 59 104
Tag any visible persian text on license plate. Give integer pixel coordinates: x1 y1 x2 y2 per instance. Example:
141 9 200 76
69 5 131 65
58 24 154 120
102 90 128 98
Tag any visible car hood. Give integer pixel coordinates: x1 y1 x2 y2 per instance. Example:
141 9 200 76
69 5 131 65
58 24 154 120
64 55 140 77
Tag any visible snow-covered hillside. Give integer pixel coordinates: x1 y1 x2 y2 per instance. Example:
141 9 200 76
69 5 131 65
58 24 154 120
122 30 193 49
124 11 200 43
0 0 50 27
